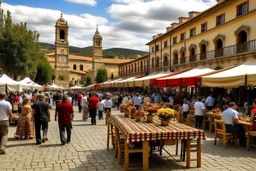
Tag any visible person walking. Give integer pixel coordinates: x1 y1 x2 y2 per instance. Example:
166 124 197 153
32 94 51 145
80 93 88 121
88 93 99 125
97 99 104 120
77 93 82 113
55 95 74 145
0 92 12 154
194 96 206 128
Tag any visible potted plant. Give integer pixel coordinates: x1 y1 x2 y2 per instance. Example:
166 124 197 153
135 109 144 122
129 106 137 119
156 108 176 126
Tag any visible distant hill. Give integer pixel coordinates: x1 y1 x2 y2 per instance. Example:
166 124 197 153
39 42 148 59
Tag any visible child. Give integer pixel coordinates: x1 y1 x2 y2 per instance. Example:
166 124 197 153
97 99 104 120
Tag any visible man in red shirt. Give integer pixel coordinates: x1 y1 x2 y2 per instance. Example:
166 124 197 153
88 93 99 125
55 95 74 145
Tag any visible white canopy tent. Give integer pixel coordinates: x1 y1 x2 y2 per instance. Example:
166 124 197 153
49 83 63 90
127 71 172 87
0 74 21 92
116 77 137 88
19 77 43 90
202 59 256 87
69 85 84 90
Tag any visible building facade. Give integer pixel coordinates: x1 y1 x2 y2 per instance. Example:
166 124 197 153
47 14 131 87
118 54 149 78
145 0 256 74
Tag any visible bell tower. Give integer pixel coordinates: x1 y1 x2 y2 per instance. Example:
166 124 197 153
54 13 70 88
92 26 104 81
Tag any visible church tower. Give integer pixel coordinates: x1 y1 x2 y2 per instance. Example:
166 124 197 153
92 26 104 81
54 13 70 88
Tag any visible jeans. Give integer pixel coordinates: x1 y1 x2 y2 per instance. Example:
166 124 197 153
98 110 103 119
90 108 97 125
195 115 203 128
78 103 82 113
58 124 72 144
0 121 9 149
226 124 245 145
35 119 48 143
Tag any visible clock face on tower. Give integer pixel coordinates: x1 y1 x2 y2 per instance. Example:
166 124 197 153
59 56 67 62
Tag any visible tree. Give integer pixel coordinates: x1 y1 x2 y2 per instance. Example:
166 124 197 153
34 59 52 85
96 67 108 83
0 11 44 79
85 75 92 86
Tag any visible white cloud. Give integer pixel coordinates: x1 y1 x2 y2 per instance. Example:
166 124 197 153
1 0 217 51
64 0 97 6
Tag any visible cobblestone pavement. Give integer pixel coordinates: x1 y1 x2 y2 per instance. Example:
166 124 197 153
1 107 256 171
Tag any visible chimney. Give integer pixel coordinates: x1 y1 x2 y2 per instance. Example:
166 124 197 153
189 11 200 19
179 17 189 24
166 26 173 32
216 0 225 3
171 22 179 29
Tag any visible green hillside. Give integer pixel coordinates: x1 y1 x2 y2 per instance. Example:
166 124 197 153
39 42 147 59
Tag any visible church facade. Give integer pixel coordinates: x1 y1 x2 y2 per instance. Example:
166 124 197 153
46 14 131 88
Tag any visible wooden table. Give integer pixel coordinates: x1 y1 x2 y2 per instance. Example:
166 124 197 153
109 115 205 170
238 120 253 131
204 112 222 132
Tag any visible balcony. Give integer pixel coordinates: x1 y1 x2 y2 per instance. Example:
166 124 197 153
173 39 256 66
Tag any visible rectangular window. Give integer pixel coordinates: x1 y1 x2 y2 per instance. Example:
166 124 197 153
155 45 159 51
201 22 207 33
180 33 185 41
190 28 196 37
164 41 168 48
151 47 154 52
237 2 247 16
216 13 225 26
173 36 177 44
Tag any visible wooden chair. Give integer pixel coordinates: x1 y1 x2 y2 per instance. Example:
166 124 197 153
107 121 115 150
214 120 237 148
114 127 143 166
247 131 256 151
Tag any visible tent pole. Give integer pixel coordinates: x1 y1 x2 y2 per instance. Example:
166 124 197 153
244 74 248 105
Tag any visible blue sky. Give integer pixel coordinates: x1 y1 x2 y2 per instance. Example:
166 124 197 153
2 0 216 51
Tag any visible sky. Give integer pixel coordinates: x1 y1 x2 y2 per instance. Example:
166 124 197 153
1 0 217 51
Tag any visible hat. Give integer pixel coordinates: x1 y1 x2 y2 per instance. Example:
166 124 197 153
38 93 45 100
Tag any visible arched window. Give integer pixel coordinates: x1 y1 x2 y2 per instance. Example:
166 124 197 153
140 61 143 72
200 44 207 60
180 48 185 64
163 55 168 66
152 57 155 68
173 51 178 65
135 63 137 72
156 57 160 67
189 46 196 62
237 30 248 53
80 64 83 71
73 64 77 70
215 39 223 57
60 30 65 40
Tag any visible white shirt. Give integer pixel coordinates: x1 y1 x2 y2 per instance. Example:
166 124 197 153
19 96 23 104
222 108 238 126
104 99 113 108
0 100 12 121
68 97 72 104
133 96 142 105
168 96 174 106
122 96 129 104
80 96 88 107
182 103 190 112
97 101 104 111
206 96 214 107
25 93 32 100
194 101 205 116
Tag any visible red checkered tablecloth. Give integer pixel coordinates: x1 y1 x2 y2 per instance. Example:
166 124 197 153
109 115 205 143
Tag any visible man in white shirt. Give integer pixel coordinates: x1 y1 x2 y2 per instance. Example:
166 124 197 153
205 93 214 110
222 102 245 146
0 92 12 154
122 94 129 104
97 99 104 120
133 93 142 110
80 93 88 121
194 96 206 128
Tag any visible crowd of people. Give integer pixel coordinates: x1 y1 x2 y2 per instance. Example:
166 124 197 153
0 89 256 154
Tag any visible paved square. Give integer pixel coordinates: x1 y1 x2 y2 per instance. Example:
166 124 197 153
1 107 256 171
